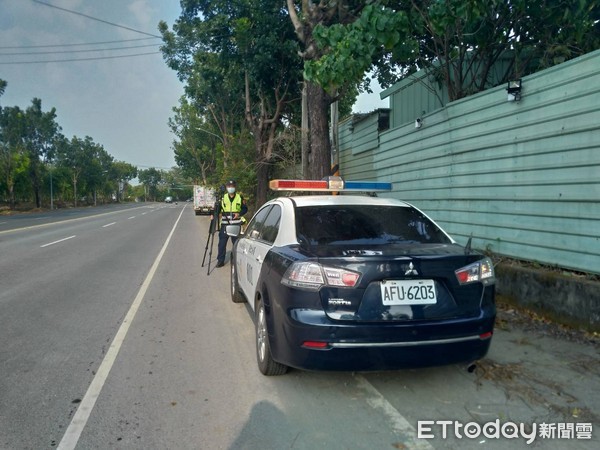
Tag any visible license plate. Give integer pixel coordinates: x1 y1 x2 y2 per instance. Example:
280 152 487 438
380 279 437 305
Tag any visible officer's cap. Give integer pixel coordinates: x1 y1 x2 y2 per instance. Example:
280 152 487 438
226 179 236 186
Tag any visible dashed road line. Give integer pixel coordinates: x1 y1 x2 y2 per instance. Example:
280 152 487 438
40 235 76 248
0 206 149 235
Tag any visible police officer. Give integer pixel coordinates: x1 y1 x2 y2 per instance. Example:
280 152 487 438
215 179 247 267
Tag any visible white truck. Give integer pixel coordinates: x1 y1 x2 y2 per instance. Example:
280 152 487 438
193 185 216 216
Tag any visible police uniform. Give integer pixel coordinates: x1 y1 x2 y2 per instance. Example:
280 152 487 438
216 181 247 267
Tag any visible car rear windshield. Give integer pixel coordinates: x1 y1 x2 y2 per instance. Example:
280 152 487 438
295 205 451 246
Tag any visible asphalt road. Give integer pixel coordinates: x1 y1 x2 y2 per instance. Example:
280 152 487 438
0 204 597 449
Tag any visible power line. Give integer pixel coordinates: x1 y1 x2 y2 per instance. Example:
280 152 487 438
136 165 175 170
0 51 162 65
0 44 160 56
0 37 160 50
31 0 162 38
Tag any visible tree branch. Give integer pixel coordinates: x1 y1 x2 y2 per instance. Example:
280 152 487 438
287 0 305 44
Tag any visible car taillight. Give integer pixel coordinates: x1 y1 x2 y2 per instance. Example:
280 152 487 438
323 267 360 287
455 257 495 285
282 262 360 290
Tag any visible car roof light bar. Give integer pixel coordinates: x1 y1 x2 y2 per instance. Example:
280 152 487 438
269 177 392 192
344 181 393 192
269 179 329 191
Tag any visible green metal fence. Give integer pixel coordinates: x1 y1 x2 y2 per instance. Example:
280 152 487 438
339 50 600 274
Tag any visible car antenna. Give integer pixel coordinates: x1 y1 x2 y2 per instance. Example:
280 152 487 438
464 235 473 255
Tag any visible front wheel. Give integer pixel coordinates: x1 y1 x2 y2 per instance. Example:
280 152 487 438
255 299 288 376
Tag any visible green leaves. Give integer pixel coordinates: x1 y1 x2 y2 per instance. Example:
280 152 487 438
306 4 412 93
307 0 600 101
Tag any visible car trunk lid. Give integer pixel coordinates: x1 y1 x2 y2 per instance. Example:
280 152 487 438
302 243 490 322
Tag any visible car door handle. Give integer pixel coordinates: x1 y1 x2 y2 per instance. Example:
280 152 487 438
256 255 263 263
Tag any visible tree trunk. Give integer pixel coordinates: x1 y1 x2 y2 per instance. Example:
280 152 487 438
301 83 309 179
244 70 287 208
34 185 41 208
8 183 15 210
73 178 77 207
306 81 331 179
29 163 42 208
255 159 268 208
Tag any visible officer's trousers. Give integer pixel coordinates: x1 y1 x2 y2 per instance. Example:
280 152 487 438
217 225 238 264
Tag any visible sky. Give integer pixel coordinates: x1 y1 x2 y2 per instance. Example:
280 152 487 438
0 0 386 172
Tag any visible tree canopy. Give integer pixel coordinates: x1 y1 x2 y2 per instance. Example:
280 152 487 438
1 94 139 209
160 0 307 206
306 0 600 102
1 78 198 210
160 0 375 206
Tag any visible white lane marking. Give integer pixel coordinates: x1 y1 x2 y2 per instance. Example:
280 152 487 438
40 235 76 248
0 206 150 236
127 216 135 220
102 222 116 228
57 207 186 450
354 374 435 450
0 221 7 225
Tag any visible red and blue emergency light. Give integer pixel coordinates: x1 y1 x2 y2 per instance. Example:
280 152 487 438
269 176 392 192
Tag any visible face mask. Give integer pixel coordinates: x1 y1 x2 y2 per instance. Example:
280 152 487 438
227 187 235 195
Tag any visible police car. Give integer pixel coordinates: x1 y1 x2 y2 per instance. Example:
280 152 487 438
228 177 495 376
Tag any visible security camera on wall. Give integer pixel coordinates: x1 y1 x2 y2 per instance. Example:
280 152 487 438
415 118 422 129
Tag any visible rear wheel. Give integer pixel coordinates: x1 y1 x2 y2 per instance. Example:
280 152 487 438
255 299 288 376
230 260 245 304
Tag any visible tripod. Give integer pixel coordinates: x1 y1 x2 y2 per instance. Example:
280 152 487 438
202 188 223 275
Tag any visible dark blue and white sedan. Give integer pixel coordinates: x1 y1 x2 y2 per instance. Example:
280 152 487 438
229 178 495 376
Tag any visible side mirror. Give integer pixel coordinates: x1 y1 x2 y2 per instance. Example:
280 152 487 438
225 224 241 237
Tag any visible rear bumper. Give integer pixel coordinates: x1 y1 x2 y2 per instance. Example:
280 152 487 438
270 308 495 371
330 333 486 348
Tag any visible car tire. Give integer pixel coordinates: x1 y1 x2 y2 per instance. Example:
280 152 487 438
255 299 288 376
231 260 245 304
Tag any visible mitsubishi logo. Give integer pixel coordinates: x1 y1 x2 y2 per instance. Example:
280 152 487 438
404 262 419 276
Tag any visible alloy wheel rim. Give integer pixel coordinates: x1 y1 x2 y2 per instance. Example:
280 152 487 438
231 264 236 295
257 307 267 362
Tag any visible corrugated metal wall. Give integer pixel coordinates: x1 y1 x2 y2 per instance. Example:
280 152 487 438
339 50 600 274
380 54 514 128
382 74 446 128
